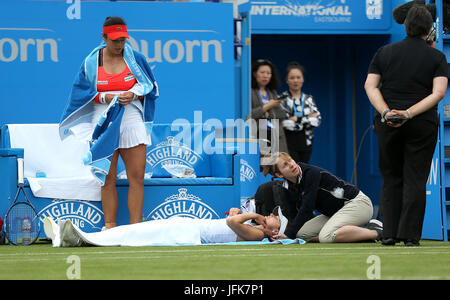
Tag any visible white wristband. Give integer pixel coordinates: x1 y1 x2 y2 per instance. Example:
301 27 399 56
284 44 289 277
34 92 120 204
100 93 106 104
406 109 412 119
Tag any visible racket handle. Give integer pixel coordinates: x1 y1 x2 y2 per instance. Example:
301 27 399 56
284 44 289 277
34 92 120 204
17 157 24 185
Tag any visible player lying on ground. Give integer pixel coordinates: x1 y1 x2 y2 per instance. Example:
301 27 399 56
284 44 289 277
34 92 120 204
43 206 288 247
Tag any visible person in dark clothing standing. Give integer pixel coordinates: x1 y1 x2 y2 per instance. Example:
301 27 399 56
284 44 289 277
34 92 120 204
280 61 321 163
364 5 448 246
251 59 289 155
261 152 381 243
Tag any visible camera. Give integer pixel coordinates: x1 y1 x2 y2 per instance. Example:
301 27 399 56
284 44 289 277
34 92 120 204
276 92 289 100
386 115 407 124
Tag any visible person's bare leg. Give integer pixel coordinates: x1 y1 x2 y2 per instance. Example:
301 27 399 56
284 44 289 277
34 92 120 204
119 144 146 224
333 225 378 243
101 150 119 229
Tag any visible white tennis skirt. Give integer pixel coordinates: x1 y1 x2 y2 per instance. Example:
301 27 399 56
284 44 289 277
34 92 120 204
92 102 151 149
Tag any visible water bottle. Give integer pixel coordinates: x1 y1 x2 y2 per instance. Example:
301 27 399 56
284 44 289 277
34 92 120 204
141 214 147 223
22 216 31 245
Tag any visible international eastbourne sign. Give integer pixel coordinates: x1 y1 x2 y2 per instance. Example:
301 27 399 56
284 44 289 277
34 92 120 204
241 0 391 33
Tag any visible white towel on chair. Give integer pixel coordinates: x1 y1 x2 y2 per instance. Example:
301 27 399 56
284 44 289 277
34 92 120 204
7 124 101 201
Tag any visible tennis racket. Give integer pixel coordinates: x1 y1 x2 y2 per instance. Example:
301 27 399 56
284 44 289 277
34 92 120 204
4 157 40 245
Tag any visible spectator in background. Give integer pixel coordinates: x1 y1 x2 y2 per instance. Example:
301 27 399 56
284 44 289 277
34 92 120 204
280 62 321 163
364 5 448 246
251 59 288 156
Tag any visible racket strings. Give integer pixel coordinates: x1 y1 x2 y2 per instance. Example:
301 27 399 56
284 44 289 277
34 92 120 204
5 203 40 245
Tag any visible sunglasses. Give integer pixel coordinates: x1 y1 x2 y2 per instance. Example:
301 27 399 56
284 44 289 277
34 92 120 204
256 59 273 65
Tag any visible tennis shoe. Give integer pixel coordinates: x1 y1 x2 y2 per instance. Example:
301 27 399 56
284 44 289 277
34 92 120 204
43 217 61 247
367 219 383 241
61 220 83 247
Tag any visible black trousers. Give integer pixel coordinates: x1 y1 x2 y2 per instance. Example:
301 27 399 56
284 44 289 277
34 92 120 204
285 130 313 163
374 116 438 241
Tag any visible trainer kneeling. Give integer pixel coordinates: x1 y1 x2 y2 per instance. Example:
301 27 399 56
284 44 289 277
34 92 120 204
262 152 382 243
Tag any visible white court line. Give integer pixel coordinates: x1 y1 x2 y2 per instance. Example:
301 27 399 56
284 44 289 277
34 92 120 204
1 249 450 263
302 275 450 280
1 245 450 258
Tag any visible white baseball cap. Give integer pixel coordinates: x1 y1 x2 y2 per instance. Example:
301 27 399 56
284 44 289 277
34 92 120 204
273 206 288 235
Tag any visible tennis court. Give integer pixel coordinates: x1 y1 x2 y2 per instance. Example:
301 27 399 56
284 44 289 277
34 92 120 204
1 240 449 281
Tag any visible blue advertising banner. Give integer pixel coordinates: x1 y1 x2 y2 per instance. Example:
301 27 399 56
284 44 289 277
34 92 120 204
423 149 444 240
240 0 392 34
0 1 235 125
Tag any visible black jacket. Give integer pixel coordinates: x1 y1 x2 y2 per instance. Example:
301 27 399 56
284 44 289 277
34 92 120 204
368 36 448 124
284 163 360 239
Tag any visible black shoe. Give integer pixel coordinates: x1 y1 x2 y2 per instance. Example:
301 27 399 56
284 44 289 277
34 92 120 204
381 237 397 245
404 239 420 247
367 219 383 241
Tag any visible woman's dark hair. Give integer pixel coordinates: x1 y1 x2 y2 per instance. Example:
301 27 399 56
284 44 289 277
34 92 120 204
285 61 306 79
404 5 433 38
103 16 126 27
251 59 281 90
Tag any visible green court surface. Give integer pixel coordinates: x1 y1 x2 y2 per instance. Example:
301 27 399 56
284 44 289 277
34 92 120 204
0 240 449 280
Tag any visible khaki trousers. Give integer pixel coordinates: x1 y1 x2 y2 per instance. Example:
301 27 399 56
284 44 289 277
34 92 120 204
296 191 373 243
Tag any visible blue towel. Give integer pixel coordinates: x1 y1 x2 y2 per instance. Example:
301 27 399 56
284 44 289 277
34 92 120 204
115 238 306 247
82 96 124 184
59 43 158 185
202 238 306 246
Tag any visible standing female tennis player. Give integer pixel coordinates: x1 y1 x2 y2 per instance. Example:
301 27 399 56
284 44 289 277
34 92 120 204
60 17 159 229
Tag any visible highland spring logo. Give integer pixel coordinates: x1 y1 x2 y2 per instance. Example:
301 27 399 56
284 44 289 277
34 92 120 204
146 136 202 170
39 200 104 231
163 111 280 157
240 159 256 183
147 188 220 220
146 111 281 178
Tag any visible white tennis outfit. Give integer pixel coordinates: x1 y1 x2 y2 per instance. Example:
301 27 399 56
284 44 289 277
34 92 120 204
92 96 151 149
197 218 238 244
45 217 238 247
